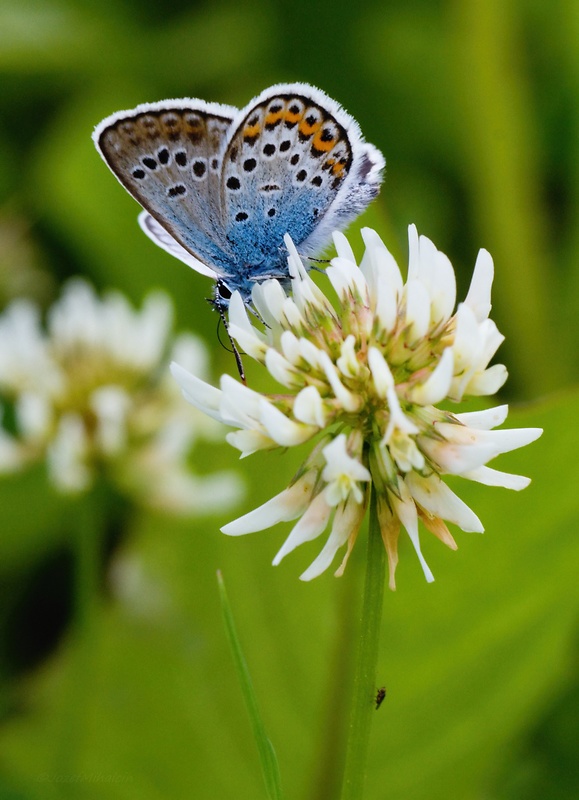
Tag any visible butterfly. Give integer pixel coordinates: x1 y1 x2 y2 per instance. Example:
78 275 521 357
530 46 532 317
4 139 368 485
93 83 384 374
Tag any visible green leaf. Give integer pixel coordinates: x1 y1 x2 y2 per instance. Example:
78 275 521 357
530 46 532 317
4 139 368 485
217 570 284 800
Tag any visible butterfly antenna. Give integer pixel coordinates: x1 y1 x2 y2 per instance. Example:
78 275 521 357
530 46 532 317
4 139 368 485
216 306 246 384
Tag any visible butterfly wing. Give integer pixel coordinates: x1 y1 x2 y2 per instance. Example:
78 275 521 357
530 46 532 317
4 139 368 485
138 211 219 278
220 83 385 279
93 100 238 277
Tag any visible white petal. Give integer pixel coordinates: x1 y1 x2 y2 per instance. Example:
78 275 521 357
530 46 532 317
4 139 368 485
421 421 542 475
265 349 299 387
284 233 310 284
226 429 276 456
47 413 91 493
332 230 357 263
136 292 173 368
90 385 130 455
293 386 326 427
170 362 223 422
360 227 404 294
405 279 431 341
478 319 505 365
452 304 481 375
272 492 332 565
293 276 330 316
360 229 402 332
414 234 456 325
374 277 399 333
407 224 420 281
298 338 325 371
435 422 543 456
384 384 419 439
384 428 425 472
280 330 302 364
222 471 318 535
0 301 60 395
322 434 371 483
16 392 52 440
464 248 494 322
407 348 453 405
368 346 394 398
228 291 267 360
285 236 330 317
219 375 263 428
454 404 509 430
319 351 361 412
259 399 317 446
428 246 456 325
327 257 368 301
461 363 508 397
462 465 531 490
281 296 305 329
148 469 244 516
389 481 434 583
405 472 484 532
300 497 365 581
337 335 360 378
420 437 499 474
252 280 288 328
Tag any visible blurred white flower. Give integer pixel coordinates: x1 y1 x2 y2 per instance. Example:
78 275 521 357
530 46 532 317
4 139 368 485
0 279 243 514
171 226 542 588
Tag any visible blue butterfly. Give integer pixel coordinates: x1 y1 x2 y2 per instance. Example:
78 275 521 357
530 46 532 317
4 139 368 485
93 83 384 372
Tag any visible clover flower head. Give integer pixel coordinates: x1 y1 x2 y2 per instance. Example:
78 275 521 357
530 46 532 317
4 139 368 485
0 278 242 513
171 226 542 588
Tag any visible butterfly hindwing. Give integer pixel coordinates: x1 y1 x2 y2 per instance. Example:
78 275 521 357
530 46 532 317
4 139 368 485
220 84 384 278
95 101 238 276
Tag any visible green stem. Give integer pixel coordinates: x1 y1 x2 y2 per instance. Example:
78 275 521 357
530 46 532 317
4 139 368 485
340 488 386 800
308 570 358 800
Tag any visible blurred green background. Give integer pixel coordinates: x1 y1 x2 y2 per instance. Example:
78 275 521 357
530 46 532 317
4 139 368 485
0 0 578 798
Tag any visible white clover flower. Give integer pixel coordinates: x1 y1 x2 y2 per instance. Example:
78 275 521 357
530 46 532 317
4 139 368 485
171 225 542 588
0 279 243 514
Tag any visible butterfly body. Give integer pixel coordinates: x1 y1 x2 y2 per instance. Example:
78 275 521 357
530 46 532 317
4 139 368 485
93 84 384 310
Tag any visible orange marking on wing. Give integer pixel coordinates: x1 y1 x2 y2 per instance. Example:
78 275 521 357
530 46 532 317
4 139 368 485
332 159 346 176
265 109 284 126
312 130 336 152
243 122 261 138
283 108 302 124
299 117 323 137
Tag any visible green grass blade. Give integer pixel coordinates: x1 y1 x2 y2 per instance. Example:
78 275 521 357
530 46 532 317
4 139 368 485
217 570 285 800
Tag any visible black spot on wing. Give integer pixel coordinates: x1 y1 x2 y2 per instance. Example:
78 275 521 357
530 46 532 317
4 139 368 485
167 184 186 198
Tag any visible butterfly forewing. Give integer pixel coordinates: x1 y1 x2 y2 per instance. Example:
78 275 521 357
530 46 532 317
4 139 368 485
221 90 354 277
96 103 237 275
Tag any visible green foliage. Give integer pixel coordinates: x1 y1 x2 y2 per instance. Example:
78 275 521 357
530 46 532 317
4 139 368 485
218 571 284 800
0 395 575 800
0 0 577 798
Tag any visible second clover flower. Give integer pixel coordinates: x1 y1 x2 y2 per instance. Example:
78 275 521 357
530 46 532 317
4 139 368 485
171 225 542 588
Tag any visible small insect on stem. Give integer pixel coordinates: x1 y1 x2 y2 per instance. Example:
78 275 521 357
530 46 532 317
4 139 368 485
375 686 386 710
